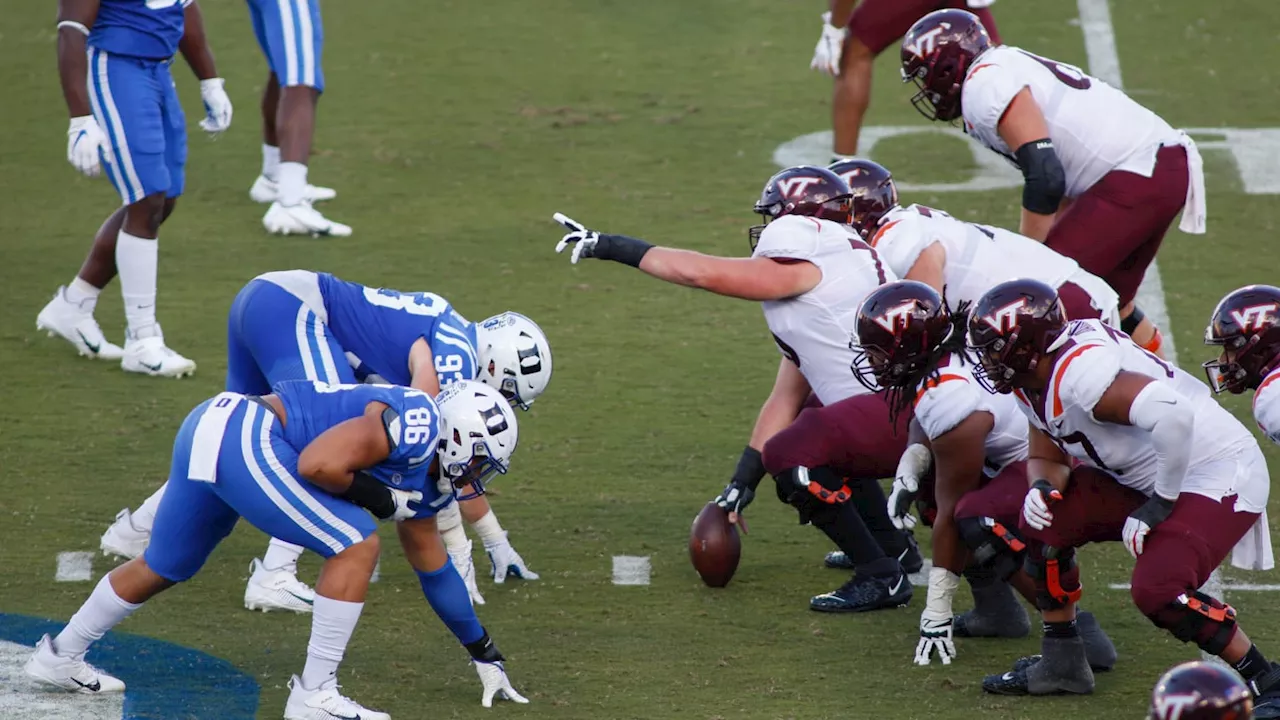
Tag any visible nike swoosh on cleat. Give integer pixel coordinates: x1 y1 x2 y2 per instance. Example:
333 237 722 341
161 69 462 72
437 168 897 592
285 591 314 606
76 331 101 354
72 677 101 692
141 361 164 372
889 577 905 595
1001 672 1015 681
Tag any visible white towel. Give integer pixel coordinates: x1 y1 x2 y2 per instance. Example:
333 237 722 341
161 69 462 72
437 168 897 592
1231 507 1275 571
1177 131 1207 234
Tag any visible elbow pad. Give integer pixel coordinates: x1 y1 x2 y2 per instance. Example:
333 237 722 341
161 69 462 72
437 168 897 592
1128 381 1194 500
1014 139 1067 215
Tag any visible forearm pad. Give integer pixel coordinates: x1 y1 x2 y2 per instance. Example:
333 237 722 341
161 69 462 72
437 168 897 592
341 472 396 519
1015 138 1066 215
731 446 767 491
464 631 506 662
1128 382 1193 500
596 234 654 268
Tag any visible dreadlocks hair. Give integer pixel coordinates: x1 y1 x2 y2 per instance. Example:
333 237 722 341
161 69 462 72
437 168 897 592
884 295 974 425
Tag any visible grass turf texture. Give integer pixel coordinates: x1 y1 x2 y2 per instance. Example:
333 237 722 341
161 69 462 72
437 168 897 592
1 0 1278 717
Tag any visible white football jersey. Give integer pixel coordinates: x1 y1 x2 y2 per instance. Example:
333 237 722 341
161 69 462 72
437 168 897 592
1013 320 1264 509
871 204 1109 313
961 46 1182 197
1253 370 1280 446
912 354 1027 474
754 214 897 405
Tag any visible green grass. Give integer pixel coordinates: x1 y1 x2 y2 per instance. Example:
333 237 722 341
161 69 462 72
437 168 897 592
2 1 1279 718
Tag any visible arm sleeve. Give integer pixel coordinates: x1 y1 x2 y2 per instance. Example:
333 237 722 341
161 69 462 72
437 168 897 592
1128 381 1194 500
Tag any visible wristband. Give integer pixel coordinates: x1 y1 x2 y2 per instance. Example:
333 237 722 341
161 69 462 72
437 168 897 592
731 445 766 491
596 234 653 268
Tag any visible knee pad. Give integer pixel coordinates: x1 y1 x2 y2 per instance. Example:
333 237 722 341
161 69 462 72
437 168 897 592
774 466 851 526
1150 591 1238 656
1023 546 1082 610
958 516 1026 581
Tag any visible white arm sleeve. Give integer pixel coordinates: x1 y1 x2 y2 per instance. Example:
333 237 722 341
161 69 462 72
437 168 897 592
1128 381 1194 501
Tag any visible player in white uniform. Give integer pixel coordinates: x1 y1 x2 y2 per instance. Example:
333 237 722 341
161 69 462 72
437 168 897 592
828 158 1118 326
900 9 1206 357
551 166 922 613
1204 284 1280 448
967 279 1279 709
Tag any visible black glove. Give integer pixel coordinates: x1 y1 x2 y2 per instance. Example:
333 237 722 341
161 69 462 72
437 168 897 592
713 446 766 526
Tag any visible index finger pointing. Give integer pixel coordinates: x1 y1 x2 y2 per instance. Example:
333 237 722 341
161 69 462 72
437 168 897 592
552 212 584 232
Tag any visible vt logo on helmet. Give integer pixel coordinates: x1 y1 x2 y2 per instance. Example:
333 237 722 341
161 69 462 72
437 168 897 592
749 165 854 249
1148 660 1253 720
1203 284 1280 394
900 9 992 122
966 279 1065 394
827 158 899 241
852 281 955 394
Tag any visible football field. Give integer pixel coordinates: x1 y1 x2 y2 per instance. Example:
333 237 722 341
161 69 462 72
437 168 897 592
3 1 1280 718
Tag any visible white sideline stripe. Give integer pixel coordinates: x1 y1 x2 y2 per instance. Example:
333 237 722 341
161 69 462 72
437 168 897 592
1110 582 1280 592
612 555 651 586
370 558 381 584
1078 0 1223 663
55 552 93 582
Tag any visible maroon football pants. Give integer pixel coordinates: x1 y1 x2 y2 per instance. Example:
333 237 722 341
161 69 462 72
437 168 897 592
762 392 910 481
850 0 1001 55
1046 145 1190 308
953 461 1027 530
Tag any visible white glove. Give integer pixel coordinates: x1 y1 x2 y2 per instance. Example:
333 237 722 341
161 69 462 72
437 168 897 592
809 12 847 77
389 489 423 521
1021 481 1061 531
474 659 530 708
66 116 105 177
198 78 233 134
888 444 931 531
1122 496 1175 559
552 212 600 264
484 532 540 583
449 538 486 605
915 612 957 666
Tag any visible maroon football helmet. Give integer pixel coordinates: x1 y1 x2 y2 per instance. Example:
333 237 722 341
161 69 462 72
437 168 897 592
750 165 853 249
900 9 992 122
966 279 1065 394
827 158 900 241
1203 284 1280 394
1149 661 1253 720
852 281 953 393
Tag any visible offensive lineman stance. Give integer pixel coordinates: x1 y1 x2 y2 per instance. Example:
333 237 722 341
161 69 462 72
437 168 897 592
1203 284 1280 447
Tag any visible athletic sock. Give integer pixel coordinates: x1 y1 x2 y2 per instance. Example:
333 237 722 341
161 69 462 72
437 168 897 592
263 539 306 574
54 575 142 659
65 276 102 313
300 595 363 691
116 230 158 338
817 503 891 573
417 560 485 645
1234 644 1271 681
262 144 281 181
1044 619 1079 639
277 162 308 207
847 478 908 557
132 484 167 530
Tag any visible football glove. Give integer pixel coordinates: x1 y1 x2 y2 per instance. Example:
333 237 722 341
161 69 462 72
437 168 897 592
915 612 957 666
553 213 601 264
198 78 233 134
474 660 529 708
1122 495 1175 558
888 444 931 531
1021 479 1061 531
389 489 423 522
66 115 105 177
448 537 486 605
810 12 847 77
714 480 755 532
484 532 540 583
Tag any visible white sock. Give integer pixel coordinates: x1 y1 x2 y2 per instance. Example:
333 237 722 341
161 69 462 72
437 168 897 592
132 483 167 530
262 144 281 181
53 575 142 659
263 538 306 573
116 230 158 338
471 510 506 546
277 162 308 207
300 595 364 691
64 276 102 313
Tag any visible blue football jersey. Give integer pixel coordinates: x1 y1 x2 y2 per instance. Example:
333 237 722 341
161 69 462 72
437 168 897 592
90 0 188 60
273 380 439 493
316 273 479 388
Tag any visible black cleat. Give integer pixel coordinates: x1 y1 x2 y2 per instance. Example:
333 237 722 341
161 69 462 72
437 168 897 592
810 571 912 613
953 580 1030 639
823 550 855 570
898 531 924 574
1250 663 1280 719
1077 611 1116 672
984 637 1094 696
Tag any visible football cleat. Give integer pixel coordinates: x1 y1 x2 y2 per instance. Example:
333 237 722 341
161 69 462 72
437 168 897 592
263 202 352 238
244 558 315 614
810 570 912 613
100 508 150 560
284 675 390 720
249 175 337 204
984 636 1094 696
824 532 923 574
24 634 125 694
35 287 124 360
121 326 196 378
953 580 1030 639
1006 612 1117 673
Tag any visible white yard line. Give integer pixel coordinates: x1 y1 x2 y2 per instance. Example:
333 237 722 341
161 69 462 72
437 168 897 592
612 555 652 586
54 552 93 582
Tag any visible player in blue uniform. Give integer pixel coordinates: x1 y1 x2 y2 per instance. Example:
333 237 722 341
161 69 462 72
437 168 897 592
26 379 528 718
100 268 554 611
244 0 349 236
37 0 234 377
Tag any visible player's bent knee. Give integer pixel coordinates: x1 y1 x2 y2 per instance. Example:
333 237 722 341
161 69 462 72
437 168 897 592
126 192 168 235
957 516 1026 580
334 532 380 568
1023 546 1081 610
773 465 851 525
1145 590 1239 655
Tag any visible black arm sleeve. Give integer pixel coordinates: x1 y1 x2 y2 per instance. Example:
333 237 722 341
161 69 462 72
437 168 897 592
1014 138 1067 215
341 472 396 519
731 445 767 490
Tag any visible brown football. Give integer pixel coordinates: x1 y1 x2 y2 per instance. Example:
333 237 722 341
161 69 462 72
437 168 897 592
689 502 741 587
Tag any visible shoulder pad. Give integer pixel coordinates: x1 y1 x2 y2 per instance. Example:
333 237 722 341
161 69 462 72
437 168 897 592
960 51 1024 136
868 211 932 279
1254 374 1280 446
753 214 823 260
914 367 981 439
1049 342 1118 418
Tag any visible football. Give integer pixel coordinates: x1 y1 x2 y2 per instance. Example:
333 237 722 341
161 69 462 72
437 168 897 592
689 501 741 587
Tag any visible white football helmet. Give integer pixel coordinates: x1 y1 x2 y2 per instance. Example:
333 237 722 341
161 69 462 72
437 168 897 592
435 380 519 499
475 311 553 410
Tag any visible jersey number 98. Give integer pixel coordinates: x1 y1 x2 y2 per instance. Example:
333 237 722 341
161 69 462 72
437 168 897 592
363 288 447 317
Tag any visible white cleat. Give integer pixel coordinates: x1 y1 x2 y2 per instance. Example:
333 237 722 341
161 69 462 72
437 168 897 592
24 634 125 694
284 676 390 720
249 175 337 204
35 287 124 361
263 201 352 237
121 328 196 378
244 558 315 614
100 508 150 560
